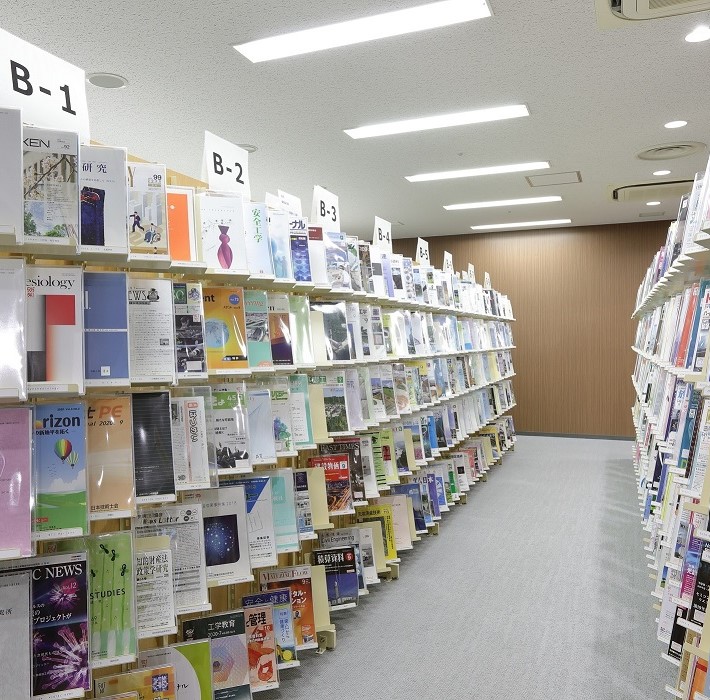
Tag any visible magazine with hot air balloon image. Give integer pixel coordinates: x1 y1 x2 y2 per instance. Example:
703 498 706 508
33 402 88 539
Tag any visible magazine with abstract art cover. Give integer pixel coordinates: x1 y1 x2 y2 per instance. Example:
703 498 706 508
290 219 312 283
244 603 279 692
197 193 248 273
243 588 298 670
139 640 213 700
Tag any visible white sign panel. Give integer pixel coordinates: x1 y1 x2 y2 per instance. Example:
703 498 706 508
415 237 430 265
484 272 492 289
443 251 454 273
311 185 340 231
0 27 89 142
467 263 476 284
278 189 302 217
203 130 251 198
372 216 392 254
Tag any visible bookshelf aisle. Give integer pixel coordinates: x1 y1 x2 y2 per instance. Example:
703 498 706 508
0 98 518 700
632 160 710 699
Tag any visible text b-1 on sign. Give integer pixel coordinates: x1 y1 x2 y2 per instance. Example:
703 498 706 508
203 130 251 199
0 27 90 142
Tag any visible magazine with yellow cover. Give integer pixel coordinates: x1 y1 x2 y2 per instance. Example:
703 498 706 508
203 287 249 373
94 665 176 700
355 504 397 562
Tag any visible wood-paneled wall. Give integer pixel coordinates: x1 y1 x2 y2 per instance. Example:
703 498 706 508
394 222 668 438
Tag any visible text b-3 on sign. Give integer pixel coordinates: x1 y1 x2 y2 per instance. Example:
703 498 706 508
0 27 90 142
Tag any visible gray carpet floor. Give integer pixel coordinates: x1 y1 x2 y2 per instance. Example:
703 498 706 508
262 436 675 699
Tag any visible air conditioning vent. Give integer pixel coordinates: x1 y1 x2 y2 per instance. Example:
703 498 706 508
636 142 706 161
612 181 692 202
611 0 710 19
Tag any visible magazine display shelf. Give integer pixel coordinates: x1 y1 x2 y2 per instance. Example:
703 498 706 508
0 147 518 700
631 165 710 698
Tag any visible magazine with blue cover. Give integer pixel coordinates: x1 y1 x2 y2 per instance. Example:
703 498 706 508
312 546 359 610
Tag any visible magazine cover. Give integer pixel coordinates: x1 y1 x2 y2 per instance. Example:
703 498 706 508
83 271 130 386
128 277 175 384
293 469 316 540
33 402 87 539
311 301 351 362
134 538 176 639
244 290 273 368
260 566 317 650
308 454 353 515
182 611 250 700
134 504 209 615
173 282 207 378
392 423 412 475
131 391 176 505
358 242 373 293
379 429 398 484
312 546 359 610
0 259 26 400
203 287 249 373
79 144 128 254
346 236 363 292
170 395 212 491
320 437 366 504
23 126 79 248
307 226 328 285
380 364 398 417
197 193 248 273
320 371 351 436
289 374 315 448
267 293 294 366
355 504 398 561
0 552 89 698
372 494 413 551
245 203 274 277
140 640 213 700
127 163 168 257
286 296 313 368
358 433 380 499
0 572 30 699
290 222 312 282
270 469 299 554
243 588 298 670
267 209 293 280
0 407 32 559
94 665 176 700
269 380 294 454
367 367 388 422
87 396 135 520
244 603 279 691
26 265 84 393
246 388 277 464
368 431 388 488
182 485 252 586
324 231 350 289
344 367 366 431
0 107 23 244
223 476 277 568
392 363 411 414
166 185 198 264
370 306 387 360
211 385 250 474
318 527 375 588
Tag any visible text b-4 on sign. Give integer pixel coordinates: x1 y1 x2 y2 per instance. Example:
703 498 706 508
0 27 90 142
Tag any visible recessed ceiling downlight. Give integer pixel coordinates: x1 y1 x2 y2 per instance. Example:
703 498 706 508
86 73 128 89
686 25 710 42
653 170 672 176
665 120 688 129
636 142 706 161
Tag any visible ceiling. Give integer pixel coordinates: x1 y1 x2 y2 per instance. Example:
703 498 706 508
2 0 709 239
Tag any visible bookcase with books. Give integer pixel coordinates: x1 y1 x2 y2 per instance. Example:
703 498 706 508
632 160 710 700
0 101 518 699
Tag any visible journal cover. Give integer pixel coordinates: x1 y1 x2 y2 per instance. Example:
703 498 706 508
308 454 353 515
259 566 317 650
311 301 351 362
23 125 79 247
83 271 130 386
244 603 279 691
293 469 315 540
346 236 363 292
0 107 23 244
33 402 88 539
182 611 250 700
289 374 315 448
270 469 299 554
94 665 176 700
134 538 176 640
269 379 295 454
355 504 398 561
170 396 211 491
211 385 250 474
0 572 30 699
307 226 328 285
79 144 128 254
182 485 252 586
358 242 373 293
244 203 274 276
320 438 366 504
391 483 427 534
197 193 248 273
267 209 293 280
0 259 27 400
244 290 273 368
288 295 314 367
166 185 197 263
242 588 298 670
320 371 351 436
26 265 84 393
0 407 32 558
267 293 294 366
312 546 359 609
87 396 135 520
318 527 371 589
246 388 277 464
173 282 207 378
128 277 175 384
127 163 168 257
131 392 176 504
203 287 249 373
140 640 212 700
290 226 312 282
324 231 350 289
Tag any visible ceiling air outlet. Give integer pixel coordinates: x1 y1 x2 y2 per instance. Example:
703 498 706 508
636 142 706 161
611 0 710 19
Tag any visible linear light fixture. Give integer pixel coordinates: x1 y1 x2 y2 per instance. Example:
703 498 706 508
471 219 571 230
345 104 528 140
406 161 549 183
234 0 491 63
444 195 562 211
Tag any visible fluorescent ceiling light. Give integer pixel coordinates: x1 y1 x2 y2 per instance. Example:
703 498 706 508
444 195 561 211
664 120 688 129
686 25 710 42
406 161 549 183
345 104 529 139
234 0 491 63
471 219 571 230
653 170 671 176
646 201 661 206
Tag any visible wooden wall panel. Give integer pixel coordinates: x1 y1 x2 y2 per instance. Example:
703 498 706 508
394 222 668 437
